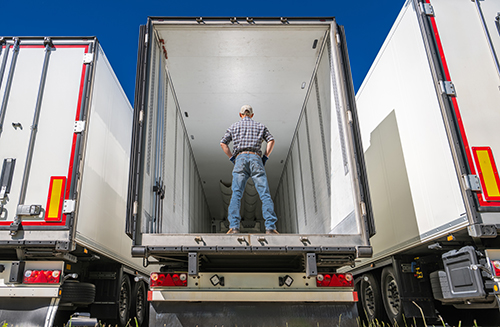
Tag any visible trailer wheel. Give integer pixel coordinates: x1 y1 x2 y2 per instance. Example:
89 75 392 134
131 280 147 326
359 273 384 322
381 266 403 326
60 280 96 306
117 275 131 327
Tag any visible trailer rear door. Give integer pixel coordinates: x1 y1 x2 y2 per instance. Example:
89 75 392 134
426 0 500 212
0 38 94 233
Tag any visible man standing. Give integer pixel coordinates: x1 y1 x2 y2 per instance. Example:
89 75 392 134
220 105 279 234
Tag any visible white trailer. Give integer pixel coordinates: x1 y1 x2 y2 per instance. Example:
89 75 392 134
0 37 149 327
349 0 500 325
127 17 375 326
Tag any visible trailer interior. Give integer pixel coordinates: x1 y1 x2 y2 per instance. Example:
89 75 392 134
130 18 373 269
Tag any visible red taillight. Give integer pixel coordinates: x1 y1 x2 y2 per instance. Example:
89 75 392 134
23 270 61 284
491 260 500 276
316 273 353 287
150 272 187 287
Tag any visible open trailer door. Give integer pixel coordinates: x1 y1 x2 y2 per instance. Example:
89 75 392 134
127 17 375 326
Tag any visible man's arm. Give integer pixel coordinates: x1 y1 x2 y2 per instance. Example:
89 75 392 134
220 143 233 158
264 139 275 157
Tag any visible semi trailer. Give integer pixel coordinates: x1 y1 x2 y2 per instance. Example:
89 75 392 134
127 17 375 326
0 37 150 327
349 0 500 325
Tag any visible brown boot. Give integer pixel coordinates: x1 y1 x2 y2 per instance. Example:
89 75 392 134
226 228 240 234
265 229 279 235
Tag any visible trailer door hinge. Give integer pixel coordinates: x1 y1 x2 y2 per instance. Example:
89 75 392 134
346 110 353 124
133 201 138 215
463 174 482 192
74 121 86 133
63 200 76 214
439 81 456 96
335 33 341 45
420 3 434 16
83 53 94 64
360 201 367 217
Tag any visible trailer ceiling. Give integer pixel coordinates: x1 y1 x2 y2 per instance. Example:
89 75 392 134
153 20 331 220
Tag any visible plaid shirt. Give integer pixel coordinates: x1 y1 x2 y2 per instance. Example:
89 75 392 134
221 116 274 157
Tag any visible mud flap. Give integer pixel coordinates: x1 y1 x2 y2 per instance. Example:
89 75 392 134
150 301 358 327
0 298 59 327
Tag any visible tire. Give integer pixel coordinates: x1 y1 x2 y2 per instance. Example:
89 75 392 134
131 281 147 326
359 273 385 323
60 280 96 306
354 278 367 321
117 274 132 327
381 266 404 326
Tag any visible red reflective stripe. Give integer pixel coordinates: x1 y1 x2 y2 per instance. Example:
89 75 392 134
148 290 153 302
353 291 358 302
65 44 89 200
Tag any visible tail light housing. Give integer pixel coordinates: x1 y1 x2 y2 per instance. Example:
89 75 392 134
23 270 61 284
491 260 500 277
316 273 353 287
150 272 187 287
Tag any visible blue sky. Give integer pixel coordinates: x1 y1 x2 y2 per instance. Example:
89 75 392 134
1 0 405 105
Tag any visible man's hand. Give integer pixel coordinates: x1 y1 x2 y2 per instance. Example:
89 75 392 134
262 155 268 166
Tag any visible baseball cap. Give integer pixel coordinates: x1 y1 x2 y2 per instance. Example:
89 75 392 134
240 105 253 115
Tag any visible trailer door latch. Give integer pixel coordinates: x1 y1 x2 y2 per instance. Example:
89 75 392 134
17 205 42 216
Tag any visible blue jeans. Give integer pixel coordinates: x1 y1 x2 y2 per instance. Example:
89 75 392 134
228 154 278 231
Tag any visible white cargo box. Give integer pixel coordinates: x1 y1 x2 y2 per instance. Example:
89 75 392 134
355 0 500 263
0 37 146 274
